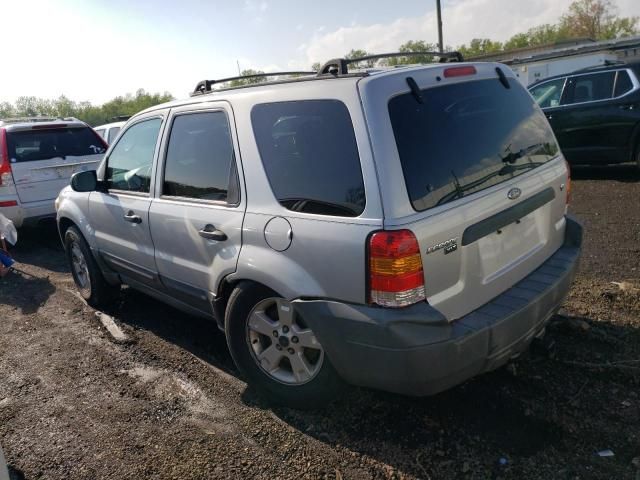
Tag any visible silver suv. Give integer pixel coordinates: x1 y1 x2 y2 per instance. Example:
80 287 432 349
56 53 582 408
0 117 106 227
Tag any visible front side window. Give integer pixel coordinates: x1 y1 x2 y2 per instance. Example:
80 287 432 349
106 118 162 193
390 78 560 212
251 100 365 217
563 71 616 105
530 78 566 108
163 111 236 202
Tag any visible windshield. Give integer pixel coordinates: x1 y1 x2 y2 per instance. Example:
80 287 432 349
389 77 559 212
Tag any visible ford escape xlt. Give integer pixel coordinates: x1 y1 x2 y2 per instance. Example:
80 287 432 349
0 117 107 227
56 52 582 409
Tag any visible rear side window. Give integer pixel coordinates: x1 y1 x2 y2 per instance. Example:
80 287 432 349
563 71 615 104
252 100 365 217
614 70 633 97
106 118 162 193
95 129 106 139
163 111 237 203
6 127 106 162
107 127 121 144
389 78 559 212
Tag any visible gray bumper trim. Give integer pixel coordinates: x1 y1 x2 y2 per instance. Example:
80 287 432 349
293 215 583 396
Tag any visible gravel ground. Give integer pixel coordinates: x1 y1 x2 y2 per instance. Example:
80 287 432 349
0 165 639 480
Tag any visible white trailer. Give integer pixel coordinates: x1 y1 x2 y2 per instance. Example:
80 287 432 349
511 52 619 86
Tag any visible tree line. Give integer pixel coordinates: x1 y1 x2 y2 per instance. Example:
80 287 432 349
0 89 173 127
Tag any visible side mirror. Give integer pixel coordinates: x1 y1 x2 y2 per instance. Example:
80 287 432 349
71 170 98 192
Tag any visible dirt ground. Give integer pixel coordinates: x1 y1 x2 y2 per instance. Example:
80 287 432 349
0 165 639 480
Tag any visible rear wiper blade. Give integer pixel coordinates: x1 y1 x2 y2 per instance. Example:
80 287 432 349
501 143 545 164
406 77 424 104
435 161 545 207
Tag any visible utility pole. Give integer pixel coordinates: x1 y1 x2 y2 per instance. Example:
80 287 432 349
436 0 443 53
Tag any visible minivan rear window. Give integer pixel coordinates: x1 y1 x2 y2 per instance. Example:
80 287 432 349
389 78 559 212
7 127 106 162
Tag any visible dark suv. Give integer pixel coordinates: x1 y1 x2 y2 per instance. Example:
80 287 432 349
529 62 640 169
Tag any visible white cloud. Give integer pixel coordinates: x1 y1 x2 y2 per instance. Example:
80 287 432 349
302 0 640 65
243 0 268 22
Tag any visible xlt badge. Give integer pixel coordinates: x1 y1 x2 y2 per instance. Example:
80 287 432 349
426 238 458 255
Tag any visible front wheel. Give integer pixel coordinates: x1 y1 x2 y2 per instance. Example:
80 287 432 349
225 282 343 409
64 226 119 308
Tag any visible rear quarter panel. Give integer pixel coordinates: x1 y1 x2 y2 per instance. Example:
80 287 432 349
223 78 384 303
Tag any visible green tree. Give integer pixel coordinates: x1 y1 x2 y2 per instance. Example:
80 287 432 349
0 102 15 118
458 38 503 57
311 62 322 72
0 89 173 126
345 49 374 68
228 69 268 87
560 0 638 39
384 40 437 66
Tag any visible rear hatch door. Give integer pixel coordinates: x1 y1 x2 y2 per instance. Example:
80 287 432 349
7 125 106 203
359 64 569 320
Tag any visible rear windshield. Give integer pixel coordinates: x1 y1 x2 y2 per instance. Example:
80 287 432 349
389 78 559 212
7 127 106 162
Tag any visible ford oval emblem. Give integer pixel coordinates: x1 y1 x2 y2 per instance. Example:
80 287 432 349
507 187 522 200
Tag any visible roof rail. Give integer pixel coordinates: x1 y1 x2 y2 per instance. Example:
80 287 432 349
0 116 76 124
573 59 626 72
317 51 464 75
192 71 318 95
110 115 131 122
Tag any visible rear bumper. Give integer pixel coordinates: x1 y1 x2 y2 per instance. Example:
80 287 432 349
293 215 583 396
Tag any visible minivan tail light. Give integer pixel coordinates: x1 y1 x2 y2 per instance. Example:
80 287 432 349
0 128 12 187
368 230 426 308
444 66 477 78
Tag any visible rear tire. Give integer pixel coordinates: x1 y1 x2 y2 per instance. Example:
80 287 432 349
225 282 344 409
64 226 119 309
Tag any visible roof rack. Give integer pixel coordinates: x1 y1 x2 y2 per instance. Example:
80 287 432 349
192 71 317 95
0 116 76 124
317 51 464 75
110 115 131 122
574 59 626 72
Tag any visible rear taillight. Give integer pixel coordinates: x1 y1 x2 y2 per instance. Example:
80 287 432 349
368 230 426 308
565 160 571 205
0 128 12 187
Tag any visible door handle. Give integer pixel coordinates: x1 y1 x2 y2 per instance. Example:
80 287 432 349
545 114 553 121
123 211 142 224
619 104 635 111
198 224 227 241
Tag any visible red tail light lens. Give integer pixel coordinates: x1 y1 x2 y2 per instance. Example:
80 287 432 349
368 230 426 308
0 129 12 187
444 66 477 78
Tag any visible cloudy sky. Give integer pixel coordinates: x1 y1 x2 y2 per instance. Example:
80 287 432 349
3 0 639 104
